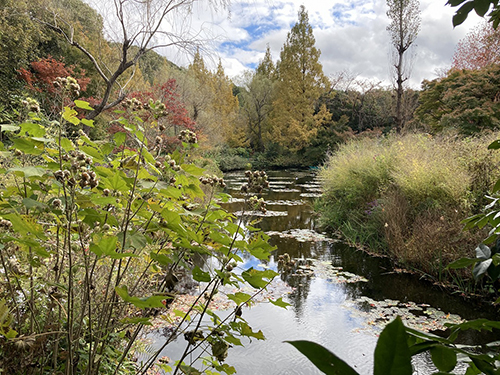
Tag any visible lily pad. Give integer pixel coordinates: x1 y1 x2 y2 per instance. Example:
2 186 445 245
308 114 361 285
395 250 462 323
344 297 464 333
300 193 322 198
233 210 288 217
266 229 333 242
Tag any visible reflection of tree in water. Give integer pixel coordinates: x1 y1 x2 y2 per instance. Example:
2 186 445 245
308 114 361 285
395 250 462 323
276 254 313 318
284 274 312 318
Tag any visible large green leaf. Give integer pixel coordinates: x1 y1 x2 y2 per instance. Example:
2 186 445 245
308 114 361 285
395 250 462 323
115 286 167 309
179 364 202 375
373 317 412 375
488 139 500 150
286 340 359 375
430 346 457 372
181 164 205 176
12 138 44 155
8 166 46 178
63 107 80 125
60 138 74 152
472 259 492 279
447 257 479 269
269 297 291 308
474 0 492 16
192 266 211 282
20 122 45 137
227 292 252 305
452 1 475 26
209 231 232 246
74 100 94 110
241 268 278 289
475 244 491 259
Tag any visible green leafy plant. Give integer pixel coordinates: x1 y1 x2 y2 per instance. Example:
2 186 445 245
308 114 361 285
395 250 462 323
289 315 500 375
0 84 279 374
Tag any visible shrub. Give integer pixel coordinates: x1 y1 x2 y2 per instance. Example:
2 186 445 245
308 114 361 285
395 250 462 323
0 96 278 374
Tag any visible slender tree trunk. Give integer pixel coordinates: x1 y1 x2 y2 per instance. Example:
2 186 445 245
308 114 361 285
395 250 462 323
395 45 405 134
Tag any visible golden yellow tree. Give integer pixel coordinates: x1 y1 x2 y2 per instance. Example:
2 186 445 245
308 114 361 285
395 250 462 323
211 60 243 147
268 5 330 151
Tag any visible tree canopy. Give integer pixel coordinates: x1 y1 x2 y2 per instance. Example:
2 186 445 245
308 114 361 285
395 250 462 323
269 5 329 151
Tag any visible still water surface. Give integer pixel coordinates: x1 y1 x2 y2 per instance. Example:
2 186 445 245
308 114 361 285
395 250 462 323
148 169 498 375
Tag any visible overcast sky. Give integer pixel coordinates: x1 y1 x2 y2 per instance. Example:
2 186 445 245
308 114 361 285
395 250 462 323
187 0 484 89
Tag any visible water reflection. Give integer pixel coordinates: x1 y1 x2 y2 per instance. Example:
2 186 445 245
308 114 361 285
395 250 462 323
146 169 498 375
222 170 499 374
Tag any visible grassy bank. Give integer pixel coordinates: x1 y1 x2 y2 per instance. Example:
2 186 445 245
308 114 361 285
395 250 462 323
317 132 500 287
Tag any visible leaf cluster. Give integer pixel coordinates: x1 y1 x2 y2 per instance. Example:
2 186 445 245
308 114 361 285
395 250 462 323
290 315 500 374
0 97 280 374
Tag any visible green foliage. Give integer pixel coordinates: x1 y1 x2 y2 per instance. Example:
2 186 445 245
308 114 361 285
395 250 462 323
447 0 500 28
291 315 500 374
415 65 500 135
286 340 359 375
0 96 279 374
0 0 45 104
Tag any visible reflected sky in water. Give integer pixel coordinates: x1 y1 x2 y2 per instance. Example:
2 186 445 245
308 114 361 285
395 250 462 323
145 170 499 375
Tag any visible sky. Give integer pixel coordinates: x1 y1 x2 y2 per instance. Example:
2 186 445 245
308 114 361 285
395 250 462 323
184 0 485 89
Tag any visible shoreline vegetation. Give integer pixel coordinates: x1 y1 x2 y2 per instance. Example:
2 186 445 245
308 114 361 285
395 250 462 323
315 131 500 301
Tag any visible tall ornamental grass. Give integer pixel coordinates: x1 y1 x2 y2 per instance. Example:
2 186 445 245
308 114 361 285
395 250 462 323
318 132 500 283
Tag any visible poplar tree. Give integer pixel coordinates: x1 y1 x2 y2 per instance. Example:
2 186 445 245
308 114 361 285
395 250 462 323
240 48 276 151
386 0 421 133
269 5 329 151
212 60 242 146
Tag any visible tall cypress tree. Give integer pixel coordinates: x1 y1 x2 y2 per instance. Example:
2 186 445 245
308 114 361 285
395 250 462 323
269 5 329 151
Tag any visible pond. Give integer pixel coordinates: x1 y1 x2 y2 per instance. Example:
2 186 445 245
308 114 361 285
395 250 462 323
144 169 499 375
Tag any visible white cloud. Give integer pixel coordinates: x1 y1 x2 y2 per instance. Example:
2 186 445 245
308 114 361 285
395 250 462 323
190 0 484 88
88 0 484 88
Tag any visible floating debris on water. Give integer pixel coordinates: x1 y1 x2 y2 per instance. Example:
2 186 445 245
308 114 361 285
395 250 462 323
269 181 295 186
296 183 322 189
266 229 333 242
265 199 307 206
345 296 464 333
278 255 368 284
310 260 369 283
300 193 322 198
222 197 246 203
233 210 288 217
271 188 301 193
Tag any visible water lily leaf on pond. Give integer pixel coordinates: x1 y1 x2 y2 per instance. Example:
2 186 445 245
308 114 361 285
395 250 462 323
345 297 464 334
233 210 288 217
280 258 369 284
225 197 246 203
270 188 301 193
266 229 333 243
310 260 369 283
265 199 307 206
300 193 322 198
